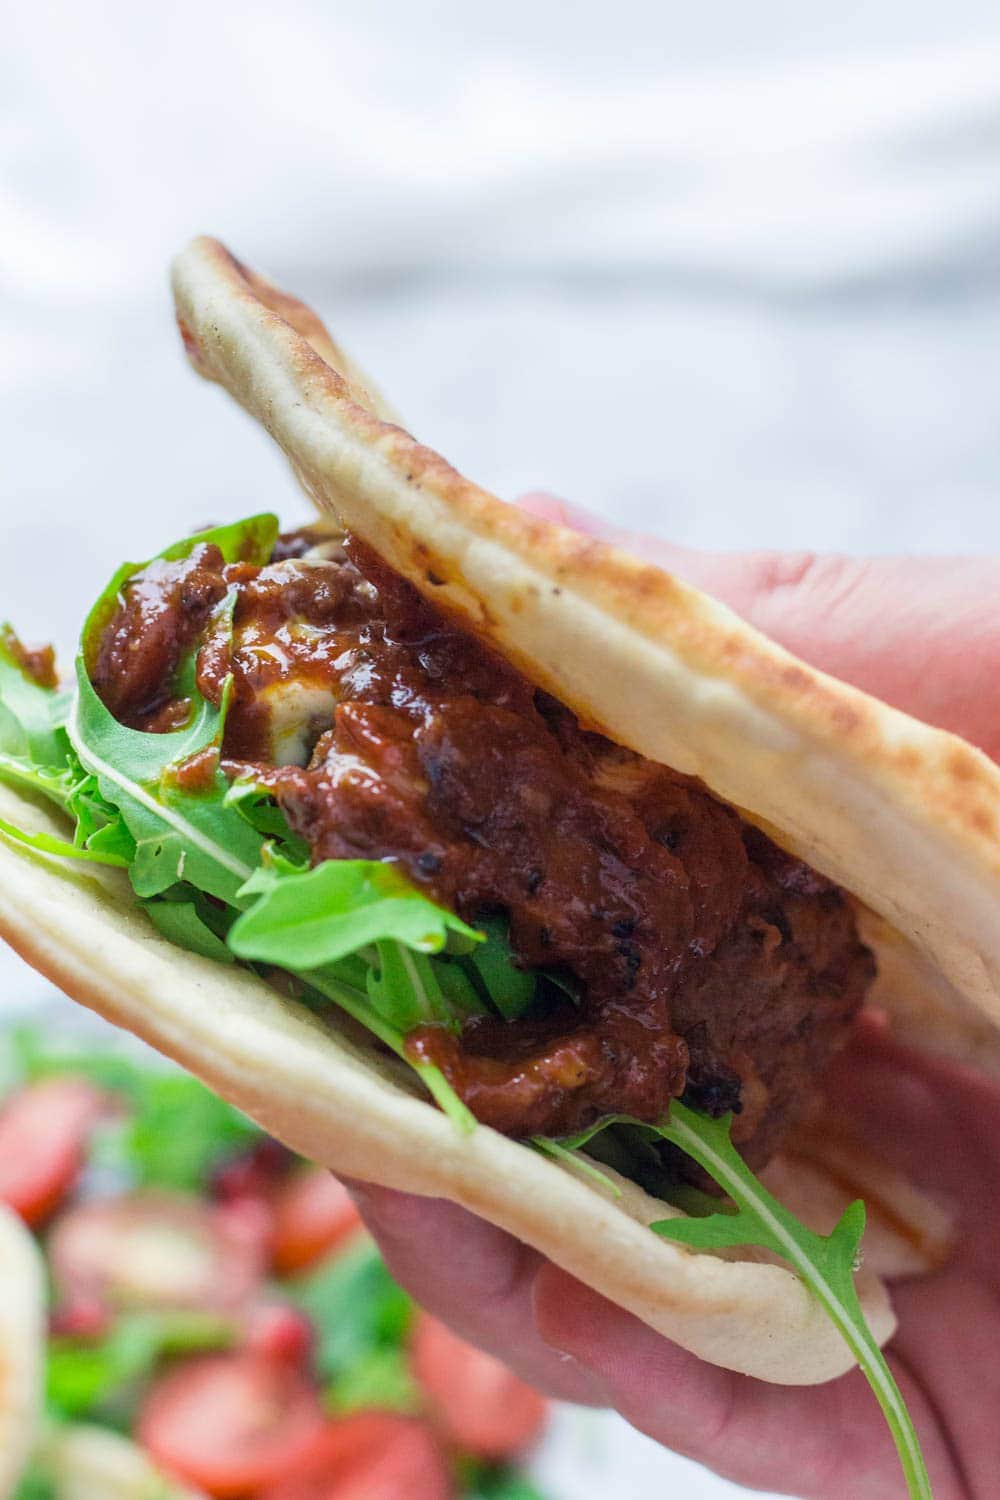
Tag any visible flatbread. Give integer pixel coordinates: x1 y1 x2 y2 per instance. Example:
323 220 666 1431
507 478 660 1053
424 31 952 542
172 238 1000 1036
0 781 906 1385
0 1205 45 1498
0 235 983 1386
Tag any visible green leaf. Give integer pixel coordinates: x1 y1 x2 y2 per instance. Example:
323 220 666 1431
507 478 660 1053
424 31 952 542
431 956 484 1018
0 624 69 768
0 813 131 867
464 915 536 1020
556 1103 932 1500
5 1024 264 1192
47 1318 162 1421
0 624 81 828
11 1459 57 1500
158 514 280 569
0 754 73 809
366 939 462 1031
462 1464 550 1500
120 1074 260 1191
326 1346 421 1416
65 773 135 856
78 512 279 666
229 859 481 968
143 899 236 964
69 647 267 908
531 1136 622 1197
223 778 310 865
46 1312 235 1423
288 1238 413 1383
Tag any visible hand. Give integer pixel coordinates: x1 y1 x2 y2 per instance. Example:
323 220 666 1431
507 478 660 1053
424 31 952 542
349 497 1000 1499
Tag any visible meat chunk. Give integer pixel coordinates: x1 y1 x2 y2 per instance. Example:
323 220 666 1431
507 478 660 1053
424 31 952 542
90 545 228 729
93 529 875 1166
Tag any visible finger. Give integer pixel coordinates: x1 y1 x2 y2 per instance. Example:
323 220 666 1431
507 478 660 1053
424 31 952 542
889 1271 1000 1500
534 1266 961 1498
822 1028 1000 1239
515 492 1000 757
344 1181 603 1406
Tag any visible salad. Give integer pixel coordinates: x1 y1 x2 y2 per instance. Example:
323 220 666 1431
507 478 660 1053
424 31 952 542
0 1026 549 1499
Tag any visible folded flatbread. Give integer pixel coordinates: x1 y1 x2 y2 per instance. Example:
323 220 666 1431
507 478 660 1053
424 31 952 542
3 236 995 1385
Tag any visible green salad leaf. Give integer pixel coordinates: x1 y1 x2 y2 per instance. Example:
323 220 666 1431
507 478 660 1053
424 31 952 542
0 628 138 868
0 812 132 867
0 625 69 768
70 662 266 906
463 915 536 1020
5 1026 263 1192
327 1345 422 1417
365 938 467 1031
159 513 280 568
558 1102 932 1500
463 1465 550 1500
143 896 236 964
118 1073 261 1192
11 1460 57 1500
0 625 76 818
223 777 310 863
47 1313 235 1425
288 1237 414 1387
230 858 480 966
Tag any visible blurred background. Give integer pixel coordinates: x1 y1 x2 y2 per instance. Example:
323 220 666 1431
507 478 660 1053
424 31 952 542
3 3 999 1495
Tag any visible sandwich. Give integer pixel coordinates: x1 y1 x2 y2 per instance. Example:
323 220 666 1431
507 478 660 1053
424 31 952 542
3 236 996 1494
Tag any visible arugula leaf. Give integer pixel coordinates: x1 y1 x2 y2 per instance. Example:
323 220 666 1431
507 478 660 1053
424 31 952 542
79 514 279 661
69 656 267 906
222 778 310 865
65 772 136 858
159 514 280 568
68 513 281 901
294 963 478 1132
531 1136 622 1197
230 859 481 967
557 1103 932 1500
463 916 536 1020
365 939 464 1031
430 955 486 1019
143 898 236 964
0 625 70 768
0 813 132 866
0 755 73 809
0 624 80 824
